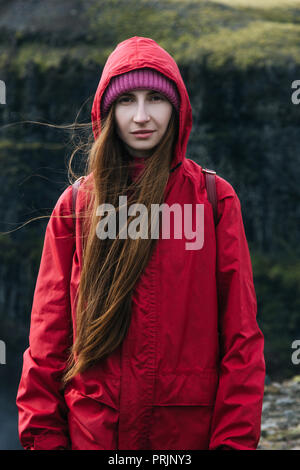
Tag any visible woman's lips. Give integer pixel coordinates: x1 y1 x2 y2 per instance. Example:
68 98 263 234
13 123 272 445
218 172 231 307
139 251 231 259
132 131 154 138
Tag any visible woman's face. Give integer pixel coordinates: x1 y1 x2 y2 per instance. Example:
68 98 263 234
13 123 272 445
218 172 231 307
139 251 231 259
114 89 173 158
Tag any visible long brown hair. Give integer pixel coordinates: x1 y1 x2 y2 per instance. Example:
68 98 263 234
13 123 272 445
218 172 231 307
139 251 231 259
61 102 179 386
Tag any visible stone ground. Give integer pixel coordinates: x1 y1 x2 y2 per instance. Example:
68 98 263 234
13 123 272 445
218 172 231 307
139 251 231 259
258 375 300 450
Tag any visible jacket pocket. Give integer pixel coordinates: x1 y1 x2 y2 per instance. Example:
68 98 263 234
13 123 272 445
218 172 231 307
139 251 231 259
64 380 119 450
149 369 219 450
153 369 219 406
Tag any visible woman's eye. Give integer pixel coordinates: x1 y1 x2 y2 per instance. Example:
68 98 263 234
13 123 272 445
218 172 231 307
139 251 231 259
151 94 164 101
118 96 131 103
118 94 163 103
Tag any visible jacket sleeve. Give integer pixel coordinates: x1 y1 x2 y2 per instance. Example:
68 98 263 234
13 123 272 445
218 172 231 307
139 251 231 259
16 185 75 450
208 181 266 451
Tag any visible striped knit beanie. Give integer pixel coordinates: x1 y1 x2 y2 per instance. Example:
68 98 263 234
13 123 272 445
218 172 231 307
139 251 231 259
101 67 180 118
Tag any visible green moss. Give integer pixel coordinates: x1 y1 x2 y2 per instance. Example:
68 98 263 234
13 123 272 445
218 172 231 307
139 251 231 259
4 43 108 76
2 0 300 74
213 0 300 12
197 21 300 69
85 0 300 69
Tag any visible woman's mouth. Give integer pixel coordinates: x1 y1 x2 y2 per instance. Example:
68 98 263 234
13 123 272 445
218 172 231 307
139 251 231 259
132 131 154 139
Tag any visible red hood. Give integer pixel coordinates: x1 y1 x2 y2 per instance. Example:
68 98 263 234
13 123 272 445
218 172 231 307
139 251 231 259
91 36 193 177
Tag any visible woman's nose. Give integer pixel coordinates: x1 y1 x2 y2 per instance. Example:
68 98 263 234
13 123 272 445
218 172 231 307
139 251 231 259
133 102 150 122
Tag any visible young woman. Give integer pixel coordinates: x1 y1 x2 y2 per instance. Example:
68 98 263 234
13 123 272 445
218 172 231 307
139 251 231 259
16 36 265 451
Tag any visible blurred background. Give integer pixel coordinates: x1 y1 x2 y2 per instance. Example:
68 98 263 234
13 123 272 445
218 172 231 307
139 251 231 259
0 0 299 450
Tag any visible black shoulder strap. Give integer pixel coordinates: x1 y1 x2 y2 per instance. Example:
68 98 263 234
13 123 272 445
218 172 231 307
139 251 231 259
202 168 218 226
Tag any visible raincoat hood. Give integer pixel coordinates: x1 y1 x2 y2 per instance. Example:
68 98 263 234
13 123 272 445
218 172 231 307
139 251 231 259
91 36 193 173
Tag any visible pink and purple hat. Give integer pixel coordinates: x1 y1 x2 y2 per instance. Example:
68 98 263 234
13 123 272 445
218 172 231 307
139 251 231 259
101 67 180 118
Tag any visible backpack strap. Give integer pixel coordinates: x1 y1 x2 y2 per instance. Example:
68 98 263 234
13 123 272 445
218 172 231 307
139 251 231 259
72 176 84 220
202 168 218 226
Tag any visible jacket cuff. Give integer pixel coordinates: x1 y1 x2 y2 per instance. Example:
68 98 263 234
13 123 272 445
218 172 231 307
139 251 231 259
32 433 70 450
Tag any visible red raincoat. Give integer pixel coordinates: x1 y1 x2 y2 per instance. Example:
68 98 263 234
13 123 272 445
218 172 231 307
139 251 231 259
16 36 265 450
